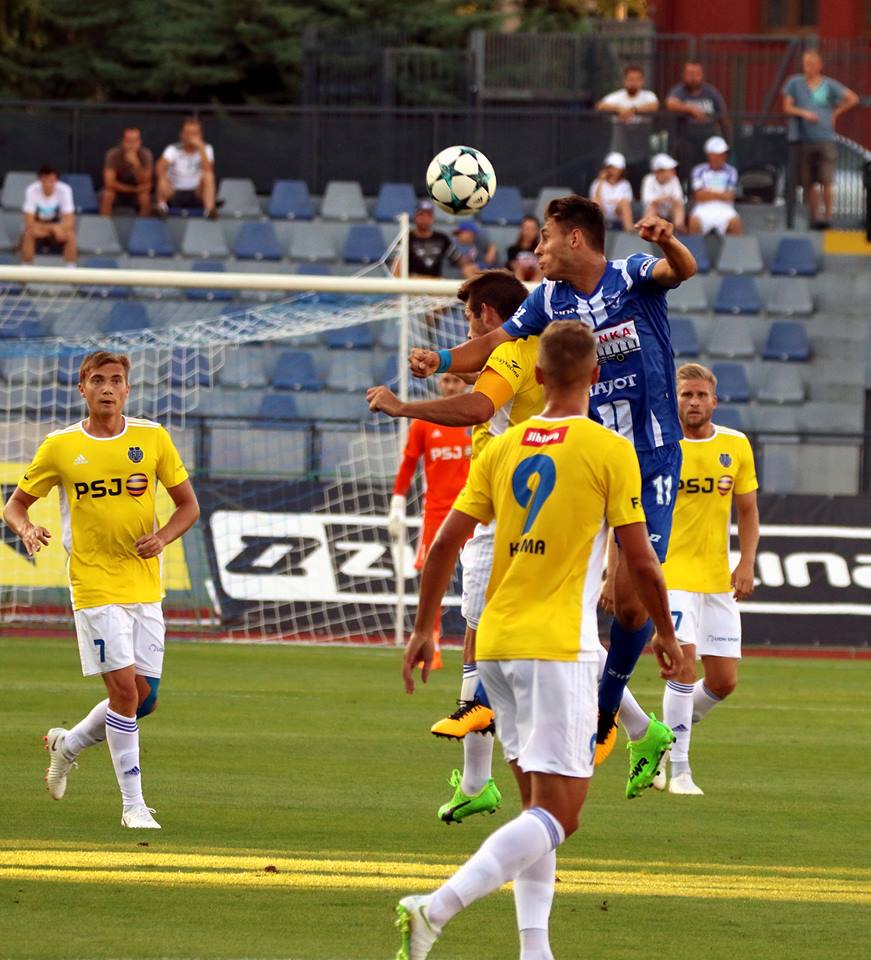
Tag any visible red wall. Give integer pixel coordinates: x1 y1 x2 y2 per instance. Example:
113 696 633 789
652 0 864 38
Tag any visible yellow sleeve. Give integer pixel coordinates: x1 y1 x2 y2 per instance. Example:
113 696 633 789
453 439 496 525
18 437 60 498
473 367 515 412
156 428 190 489
605 438 646 528
735 437 759 495
481 341 525 394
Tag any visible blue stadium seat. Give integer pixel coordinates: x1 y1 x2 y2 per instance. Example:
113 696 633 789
272 350 323 391
326 352 374 391
714 276 763 315
763 321 811 362
324 324 375 349
374 183 417 222
680 234 711 274
127 218 176 257
670 316 701 357
342 225 386 264
257 393 301 424
479 186 524 226
79 257 130 299
104 301 150 333
57 349 88 385
233 222 282 261
770 237 818 276
295 261 333 276
268 180 315 220
170 350 211 388
185 260 235 302
62 173 98 214
712 407 745 431
0 315 44 338
711 362 751 403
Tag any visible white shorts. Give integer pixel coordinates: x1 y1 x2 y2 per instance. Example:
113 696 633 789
74 602 166 678
668 590 742 659
478 658 598 778
692 201 738 236
460 521 495 629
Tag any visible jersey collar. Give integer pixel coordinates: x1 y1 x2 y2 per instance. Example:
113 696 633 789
79 416 129 441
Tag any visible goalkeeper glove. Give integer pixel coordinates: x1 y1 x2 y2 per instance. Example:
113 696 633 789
388 494 406 543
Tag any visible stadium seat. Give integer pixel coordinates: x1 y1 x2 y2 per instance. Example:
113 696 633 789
342 225 386 264
170 350 211 388
295 261 333 276
708 319 755 358
289 222 336 261
321 181 368 220
181 220 230 258
191 387 261 418
56 349 88 385
217 178 261 218
324 323 375 349
104 301 150 333
232 222 282 261
294 391 371 421
670 316 701 357
534 187 573 223
374 183 417 222
763 321 811 362
760 447 799 493
680 234 711 274
208 425 309 476
325 351 375 391
0 314 44 339
756 365 805 404
218 348 270 388
318 428 362 473
77 216 122 256
667 275 708 313
1 171 35 210
716 236 764 274
127 218 176 257
78 257 130 299
713 276 763 315
479 186 524 226
764 277 813 316
272 350 323 391
0 253 22 294
711 362 751 403
712 406 745 431
62 173 98 214
752 405 800 437
185 260 236 301
770 237 818 276
611 234 656 261
0 219 15 253
257 392 301 423
268 180 315 220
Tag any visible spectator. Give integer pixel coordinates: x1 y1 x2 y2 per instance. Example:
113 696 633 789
783 50 859 230
155 118 217 219
589 152 634 232
667 62 729 172
506 216 542 282
452 221 497 278
641 153 686 231
21 166 77 265
689 136 742 236
400 200 462 278
596 65 659 123
100 127 153 216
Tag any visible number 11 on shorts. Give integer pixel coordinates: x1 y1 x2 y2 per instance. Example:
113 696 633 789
93 637 106 663
653 474 673 506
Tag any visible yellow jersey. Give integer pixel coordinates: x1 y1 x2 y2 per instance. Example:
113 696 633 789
662 425 758 594
18 416 190 610
470 335 544 459
454 414 645 661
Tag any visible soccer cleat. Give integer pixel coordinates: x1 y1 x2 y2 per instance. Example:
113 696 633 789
668 771 704 795
594 709 620 768
652 764 667 791
44 727 77 800
121 805 162 829
437 768 501 823
395 894 441 960
625 714 675 799
430 698 495 740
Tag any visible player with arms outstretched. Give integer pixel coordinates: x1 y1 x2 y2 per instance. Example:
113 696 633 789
653 363 759 794
393 322 680 960
409 195 694 794
2 351 199 829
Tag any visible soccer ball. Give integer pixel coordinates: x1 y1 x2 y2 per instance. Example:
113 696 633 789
425 145 496 216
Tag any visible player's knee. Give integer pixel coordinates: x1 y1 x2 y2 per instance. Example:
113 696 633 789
614 601 647 632
136 677 160 718
707 676 736 699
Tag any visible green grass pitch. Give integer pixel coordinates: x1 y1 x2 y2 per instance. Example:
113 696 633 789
1 636 869 960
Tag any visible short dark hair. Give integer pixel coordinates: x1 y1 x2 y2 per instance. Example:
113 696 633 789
79 351 131 384
38 165 58 178
623 64 644 76
181 116 202 130
544 195 606 253
538 321 597 389
457 268 528 322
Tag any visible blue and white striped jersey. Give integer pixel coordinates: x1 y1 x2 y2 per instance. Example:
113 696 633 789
503 253 680 452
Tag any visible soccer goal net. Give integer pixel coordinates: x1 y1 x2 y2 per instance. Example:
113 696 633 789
0 222 468 644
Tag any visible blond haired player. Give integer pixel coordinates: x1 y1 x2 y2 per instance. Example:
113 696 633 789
393 322 680 960
2 351 199 828
654 362 759 795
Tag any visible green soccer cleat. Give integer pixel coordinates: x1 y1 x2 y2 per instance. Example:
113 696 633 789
437 768 502 823
395 895 440 960
625 714 675 799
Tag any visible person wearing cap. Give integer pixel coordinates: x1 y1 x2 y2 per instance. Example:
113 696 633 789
688 137 742 237
590 152 634 232
399 201 463 278
453 220 497 279
641 154 686 232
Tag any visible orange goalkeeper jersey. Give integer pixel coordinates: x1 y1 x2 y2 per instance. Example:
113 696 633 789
393 420 472 516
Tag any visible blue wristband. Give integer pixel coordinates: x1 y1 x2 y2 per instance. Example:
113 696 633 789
436 349 452 374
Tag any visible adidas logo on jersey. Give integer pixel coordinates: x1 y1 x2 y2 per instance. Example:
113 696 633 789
73 454 88 465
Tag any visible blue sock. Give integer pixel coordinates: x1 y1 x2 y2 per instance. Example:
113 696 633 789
474 678 491 710
599 619 653 716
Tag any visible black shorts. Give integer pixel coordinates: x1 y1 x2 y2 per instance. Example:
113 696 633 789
170 188 202 208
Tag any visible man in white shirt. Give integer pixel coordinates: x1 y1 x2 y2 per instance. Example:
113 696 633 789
689 136 742 236
596 66 660 122
21 166 77 265
155 118 217 219
641 154 686 231
589 152 634 232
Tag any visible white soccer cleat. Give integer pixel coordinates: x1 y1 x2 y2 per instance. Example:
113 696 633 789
652 764 667 791
44 727 77 800
395 894 441 960
121 805 162 829
668 771 704 795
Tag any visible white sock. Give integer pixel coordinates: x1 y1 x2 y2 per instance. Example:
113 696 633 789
461 733 493 796
64 698 109 758
515 849 556 960
692 680 723 723
620 687 650 741
460 662 479 702
105 708 144 808
428 807 564 929
664 680 695 775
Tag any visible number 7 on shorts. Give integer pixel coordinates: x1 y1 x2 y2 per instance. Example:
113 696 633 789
93 637 106 664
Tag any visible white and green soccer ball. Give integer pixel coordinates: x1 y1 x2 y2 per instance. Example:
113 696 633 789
425 145 497 216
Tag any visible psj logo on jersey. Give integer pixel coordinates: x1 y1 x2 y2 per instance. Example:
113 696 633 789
74 474 149 499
